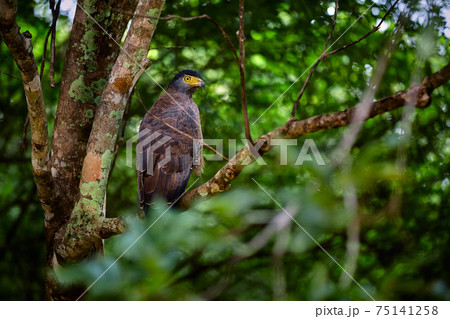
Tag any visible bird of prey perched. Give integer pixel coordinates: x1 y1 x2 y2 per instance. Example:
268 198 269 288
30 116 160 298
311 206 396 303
137 70 205 213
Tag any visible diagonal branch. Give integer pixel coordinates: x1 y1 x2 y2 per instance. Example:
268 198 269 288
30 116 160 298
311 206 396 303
291 0 339 118
332 16 403 167
111 10 240 65
0 69 21 79
155 9 253 143
291 0 400 119
179 62 450 208
49 0 61 88
159 15 240 65
325 0 400 57
0 0 56 219
39 0 61 87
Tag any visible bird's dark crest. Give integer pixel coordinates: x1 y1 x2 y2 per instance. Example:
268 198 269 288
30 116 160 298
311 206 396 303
167 69 203 89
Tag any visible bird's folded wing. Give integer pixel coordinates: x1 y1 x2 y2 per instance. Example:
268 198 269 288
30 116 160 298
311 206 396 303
137 115 194 206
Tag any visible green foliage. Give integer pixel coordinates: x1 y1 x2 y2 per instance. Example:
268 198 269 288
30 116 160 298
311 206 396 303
1 0 450 300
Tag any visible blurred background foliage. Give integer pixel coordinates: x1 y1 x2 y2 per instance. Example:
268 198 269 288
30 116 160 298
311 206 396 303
1 0 449 300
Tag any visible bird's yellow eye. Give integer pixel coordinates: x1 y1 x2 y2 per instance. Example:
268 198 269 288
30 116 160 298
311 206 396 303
184 76 192 82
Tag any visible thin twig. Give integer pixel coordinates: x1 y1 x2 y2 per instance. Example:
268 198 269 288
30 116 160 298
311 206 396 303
50 26 56 87
204 16 240 65
135 90 230 162
111 8 249 144
50 0 61 87
39 0 61 85
160 14 240 65
39 28 52 79
291 0 339 118
150 46 193 50
291 0 399 119
35 1 60 150
157 14 209 21
0 69 21 80
325 0 400 57
323 0 339 51
238 0 253 145
111 9 240 65
333 13 403 168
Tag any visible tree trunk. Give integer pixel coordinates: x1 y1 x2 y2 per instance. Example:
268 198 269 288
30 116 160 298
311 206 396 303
45 0 137 300
1 0 165 300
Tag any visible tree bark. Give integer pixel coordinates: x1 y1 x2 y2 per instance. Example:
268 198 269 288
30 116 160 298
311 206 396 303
50 0 137 223
1 0 165 300
0 0 55 218
52 0 164 280
45 0 147 300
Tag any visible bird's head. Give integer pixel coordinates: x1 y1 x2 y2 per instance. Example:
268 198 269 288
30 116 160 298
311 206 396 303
167 69 205 95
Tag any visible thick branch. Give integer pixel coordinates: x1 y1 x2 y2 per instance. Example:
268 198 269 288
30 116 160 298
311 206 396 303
179 62 450 207
0 0 55 219
99 218 127 239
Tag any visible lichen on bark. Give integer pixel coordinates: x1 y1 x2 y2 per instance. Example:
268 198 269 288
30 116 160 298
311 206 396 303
68 75 94 103
56 0 165 263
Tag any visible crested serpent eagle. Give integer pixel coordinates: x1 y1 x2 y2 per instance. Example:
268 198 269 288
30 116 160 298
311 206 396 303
137 70 205 212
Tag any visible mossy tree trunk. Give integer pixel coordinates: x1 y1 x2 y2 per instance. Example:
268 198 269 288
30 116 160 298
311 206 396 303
0 0 165 300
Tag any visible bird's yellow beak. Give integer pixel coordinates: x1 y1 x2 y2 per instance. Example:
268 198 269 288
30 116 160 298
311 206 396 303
192 77 205 88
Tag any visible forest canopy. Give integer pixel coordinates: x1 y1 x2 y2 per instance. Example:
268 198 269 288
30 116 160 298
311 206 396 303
0 0 449 300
